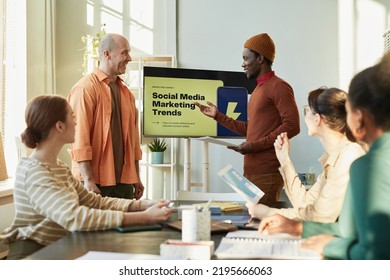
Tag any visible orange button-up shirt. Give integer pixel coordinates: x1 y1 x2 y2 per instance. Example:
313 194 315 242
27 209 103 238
67 68 142 186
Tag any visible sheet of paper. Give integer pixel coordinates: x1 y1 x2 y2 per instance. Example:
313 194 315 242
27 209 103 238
76 251 166 260
225 230 300 240
218 164 264 204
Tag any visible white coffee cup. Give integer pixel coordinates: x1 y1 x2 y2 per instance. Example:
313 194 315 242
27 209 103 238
182 208 198 242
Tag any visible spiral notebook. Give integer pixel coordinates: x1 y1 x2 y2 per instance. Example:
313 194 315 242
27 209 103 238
214 230 321 260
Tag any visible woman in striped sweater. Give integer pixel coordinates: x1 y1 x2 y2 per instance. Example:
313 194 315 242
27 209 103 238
1 95 173 259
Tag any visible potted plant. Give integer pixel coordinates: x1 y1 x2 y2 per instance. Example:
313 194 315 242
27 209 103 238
147 138 167 164
81 23 106 76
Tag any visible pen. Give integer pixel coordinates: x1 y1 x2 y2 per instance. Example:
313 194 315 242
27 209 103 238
203 198 212 212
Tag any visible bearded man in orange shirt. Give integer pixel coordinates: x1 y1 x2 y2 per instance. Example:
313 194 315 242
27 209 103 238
68 33 144 199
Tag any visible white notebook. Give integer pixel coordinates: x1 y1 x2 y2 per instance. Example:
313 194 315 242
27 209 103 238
214 230 321 260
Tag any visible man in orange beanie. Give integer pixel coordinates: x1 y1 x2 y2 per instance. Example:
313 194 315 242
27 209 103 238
195 33 300 206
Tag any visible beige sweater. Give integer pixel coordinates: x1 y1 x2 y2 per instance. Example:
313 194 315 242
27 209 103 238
266 138 366 222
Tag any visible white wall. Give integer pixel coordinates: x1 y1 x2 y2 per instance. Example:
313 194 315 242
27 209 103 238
18 0 388 197
175 0 388 193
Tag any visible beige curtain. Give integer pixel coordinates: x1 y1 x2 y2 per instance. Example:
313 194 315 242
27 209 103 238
45 0 56 94
0 132 7 180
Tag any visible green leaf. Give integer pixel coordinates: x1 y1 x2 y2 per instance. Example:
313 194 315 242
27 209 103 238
147 138 167 152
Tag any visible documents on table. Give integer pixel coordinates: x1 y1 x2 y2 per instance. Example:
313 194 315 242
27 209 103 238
76 251 166 260
191 201 243 212
214 230 322 260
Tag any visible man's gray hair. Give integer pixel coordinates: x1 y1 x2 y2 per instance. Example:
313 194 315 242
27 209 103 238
98 33 118 59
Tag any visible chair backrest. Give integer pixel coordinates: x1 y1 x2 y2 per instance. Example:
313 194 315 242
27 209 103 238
177 190 244 202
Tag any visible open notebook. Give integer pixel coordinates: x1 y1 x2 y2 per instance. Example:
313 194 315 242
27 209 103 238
214 230 321 260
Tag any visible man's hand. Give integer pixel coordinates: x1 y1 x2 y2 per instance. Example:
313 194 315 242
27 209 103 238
194 101 218 118
84 178 101 194
228 141 253 154
133 182 144 200
78 161 100 193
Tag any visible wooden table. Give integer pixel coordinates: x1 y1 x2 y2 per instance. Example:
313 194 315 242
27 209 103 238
25 205 247 260
24 200 291 260
24 226 230 260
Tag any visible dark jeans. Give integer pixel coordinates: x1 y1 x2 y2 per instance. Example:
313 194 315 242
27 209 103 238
7 239 45 260
96 183 134 199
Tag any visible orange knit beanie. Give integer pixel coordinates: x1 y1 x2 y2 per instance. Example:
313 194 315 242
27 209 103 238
244 33 275 63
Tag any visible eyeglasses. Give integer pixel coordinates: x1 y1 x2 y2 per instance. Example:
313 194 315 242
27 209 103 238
302 105 311 116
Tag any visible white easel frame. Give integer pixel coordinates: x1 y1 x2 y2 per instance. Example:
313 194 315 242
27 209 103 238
183 138 209 192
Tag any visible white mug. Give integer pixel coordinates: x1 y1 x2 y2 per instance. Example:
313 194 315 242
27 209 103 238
181 207 211 242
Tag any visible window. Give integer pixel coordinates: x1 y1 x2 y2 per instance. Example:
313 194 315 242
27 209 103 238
1 0 26 178
0 0 6 140
85 0 175 57
0 0 175 179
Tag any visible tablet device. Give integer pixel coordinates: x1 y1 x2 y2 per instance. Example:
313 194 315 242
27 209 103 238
114 224 162 233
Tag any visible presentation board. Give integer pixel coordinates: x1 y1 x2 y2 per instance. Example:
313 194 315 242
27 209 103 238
143 67 255 138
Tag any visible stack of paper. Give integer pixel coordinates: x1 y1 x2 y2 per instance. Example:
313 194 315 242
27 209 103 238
76 251 165 260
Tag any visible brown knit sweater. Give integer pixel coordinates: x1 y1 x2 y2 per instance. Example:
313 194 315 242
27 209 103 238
214 74 300 175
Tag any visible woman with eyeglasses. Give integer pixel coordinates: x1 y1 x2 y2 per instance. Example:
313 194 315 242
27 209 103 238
246 87 366 222
258 52 390 259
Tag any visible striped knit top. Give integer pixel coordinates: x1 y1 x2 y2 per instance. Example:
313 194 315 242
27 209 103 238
1 157 136 246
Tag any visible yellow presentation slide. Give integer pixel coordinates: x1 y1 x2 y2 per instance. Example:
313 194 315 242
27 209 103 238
144 76 223 137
